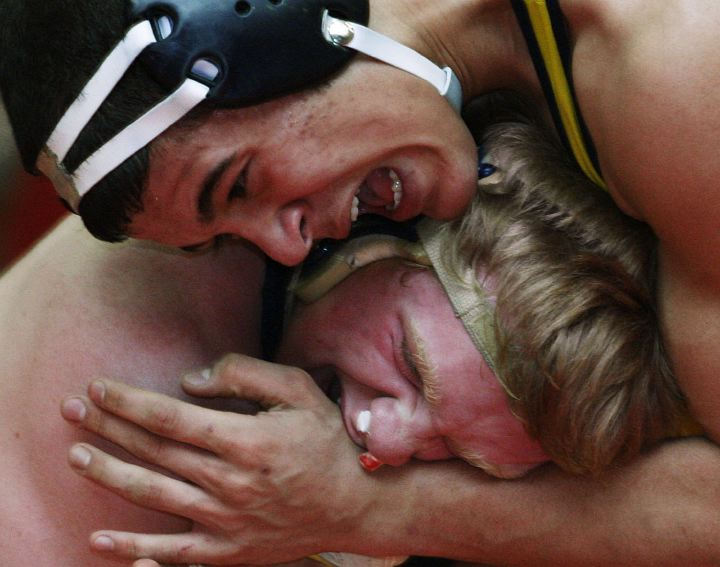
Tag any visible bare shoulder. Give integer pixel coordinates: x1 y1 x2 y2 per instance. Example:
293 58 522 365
0 216 265 565
2 215 266 377
563 0 720 437
569 0 720 277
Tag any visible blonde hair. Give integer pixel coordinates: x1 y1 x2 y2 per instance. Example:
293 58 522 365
436 93 689 475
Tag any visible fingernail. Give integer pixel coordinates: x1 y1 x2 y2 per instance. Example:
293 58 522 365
92 535 115 551
356 410 372 435
184 367 211 386
359 452 384 472
61 398 87 422
69 445 92 469
89 381 106 403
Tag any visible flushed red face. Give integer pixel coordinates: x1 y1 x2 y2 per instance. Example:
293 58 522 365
276 259 549 477
129 59 478 266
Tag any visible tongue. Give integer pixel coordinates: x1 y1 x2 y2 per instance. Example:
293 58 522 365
358 168 395 208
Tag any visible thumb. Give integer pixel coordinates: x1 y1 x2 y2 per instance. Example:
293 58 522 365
181 352 326 410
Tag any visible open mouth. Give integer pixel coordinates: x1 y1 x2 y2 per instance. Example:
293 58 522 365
310 366 342 404
352 167 404 222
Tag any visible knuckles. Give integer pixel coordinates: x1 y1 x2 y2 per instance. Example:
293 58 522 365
144 402 183 437
124 475 167 507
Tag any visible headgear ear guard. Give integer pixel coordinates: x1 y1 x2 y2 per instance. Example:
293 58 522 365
129 0 369 106
36 0 464 213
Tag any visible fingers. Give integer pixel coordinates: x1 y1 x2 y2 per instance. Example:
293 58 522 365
62 395 220 483
68 443 222 524
182 353 331 411
90 530 233 565
78 379 248 453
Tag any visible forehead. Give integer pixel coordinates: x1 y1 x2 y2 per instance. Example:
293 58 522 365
332 259 438 306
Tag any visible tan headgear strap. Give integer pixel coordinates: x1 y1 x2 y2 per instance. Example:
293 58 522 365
415 218 499 374
287 218 500 374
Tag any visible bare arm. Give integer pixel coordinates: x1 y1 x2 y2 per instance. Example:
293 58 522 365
659 249 720 444
63 356 720 566
570 0 720 441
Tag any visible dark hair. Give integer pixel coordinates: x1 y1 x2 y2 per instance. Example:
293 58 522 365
0 0 177 241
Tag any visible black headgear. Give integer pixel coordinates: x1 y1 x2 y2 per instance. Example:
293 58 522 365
38 0 461 211
129 0 369 107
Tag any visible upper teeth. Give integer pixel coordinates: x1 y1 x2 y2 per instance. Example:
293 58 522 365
387 169 403 211
356 410 372 434
350 169 404 222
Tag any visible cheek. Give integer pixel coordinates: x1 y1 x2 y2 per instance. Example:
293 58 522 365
278 298 364 367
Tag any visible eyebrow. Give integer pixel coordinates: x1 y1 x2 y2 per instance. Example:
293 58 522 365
404 322 442 407
197 156 232 223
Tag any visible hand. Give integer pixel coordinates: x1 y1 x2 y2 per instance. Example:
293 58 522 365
61 354 378 565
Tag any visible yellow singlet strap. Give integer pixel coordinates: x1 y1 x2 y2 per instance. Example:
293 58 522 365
519 0 607 189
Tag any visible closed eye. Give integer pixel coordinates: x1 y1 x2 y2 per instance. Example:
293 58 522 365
401 324 441 407
180 234 235 253
228 169 247 201
400 337 423 389
180 240 215 253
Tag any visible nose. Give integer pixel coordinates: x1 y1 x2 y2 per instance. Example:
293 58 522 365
361 396 438 467
225 203 313 266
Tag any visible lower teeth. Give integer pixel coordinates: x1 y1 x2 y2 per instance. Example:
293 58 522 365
386 169 403 211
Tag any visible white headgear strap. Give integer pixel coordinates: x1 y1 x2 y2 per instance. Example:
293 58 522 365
36 19 209 212
38 15 461 212
322 12 463 113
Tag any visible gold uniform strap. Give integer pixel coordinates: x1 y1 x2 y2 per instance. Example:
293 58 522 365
511 0 607 190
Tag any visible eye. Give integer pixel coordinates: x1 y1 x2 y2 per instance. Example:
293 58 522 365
179 234 236 253
179 240 215 253
228 169 247 201
396 337 423 390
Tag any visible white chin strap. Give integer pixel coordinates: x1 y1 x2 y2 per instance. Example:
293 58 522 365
38 14 462 212
322 12 463 113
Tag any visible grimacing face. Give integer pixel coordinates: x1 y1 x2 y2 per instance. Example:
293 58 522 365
275 259 549 477
128 58 478 265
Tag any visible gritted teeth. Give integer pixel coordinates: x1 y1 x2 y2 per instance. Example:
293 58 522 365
386 168 403 211
351 195 359 222
353 168 404 219
356 410 372 435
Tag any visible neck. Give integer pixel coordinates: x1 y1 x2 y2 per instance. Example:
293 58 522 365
370 0 543 102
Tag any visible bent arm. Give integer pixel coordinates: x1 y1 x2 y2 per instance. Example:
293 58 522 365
64 365 720 566
658 247 720 445
386 437 720 566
